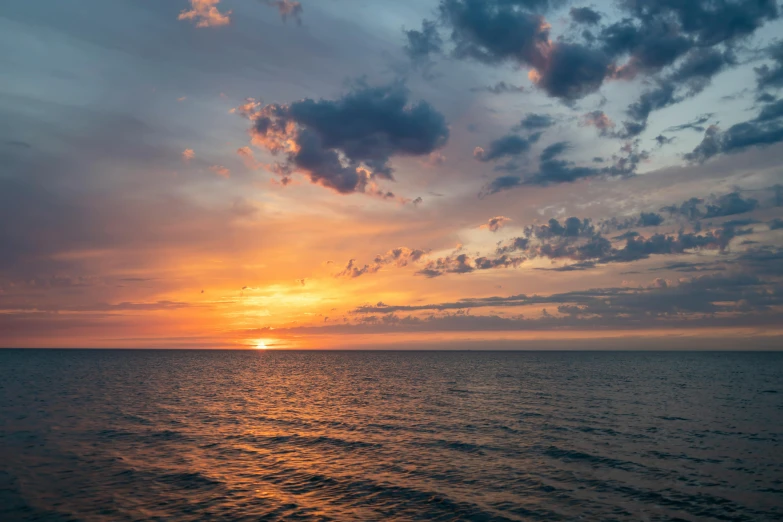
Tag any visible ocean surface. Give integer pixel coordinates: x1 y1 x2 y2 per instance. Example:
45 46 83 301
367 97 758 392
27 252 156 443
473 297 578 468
1 350 782 521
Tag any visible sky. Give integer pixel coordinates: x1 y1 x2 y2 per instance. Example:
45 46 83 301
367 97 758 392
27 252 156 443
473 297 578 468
1 0 783 349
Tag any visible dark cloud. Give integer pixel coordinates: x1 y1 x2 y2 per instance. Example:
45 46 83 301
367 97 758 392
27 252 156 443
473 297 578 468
756 99 783 122
582 110 615 136
660 192 761 220
652 261 725 273
755 40 783 90
601 19 692 78
439 0 550 66
426 0 777 109
470 81 525 94
664 113 714 133
602 212 665 231
416 252 524 278
263 0 303 24
479 175 523 196
539 141 569 161
534 43 612 100
515 113 555 130
530 217 596 239
654 134 675 147
337 247 427 278
438 1 612 100
404 19 443 64
685 121 783 163
770 218 783 230
348 272 783 330
618 49 733 138
569 7 601 25
474 132 541 162
496 236 530 255
624 0 778 47
243 83 449 194
621 83 677 137
669 48 734 94
704 192 759 218
526 158 599 185
479 137 647 194
491 220 746 270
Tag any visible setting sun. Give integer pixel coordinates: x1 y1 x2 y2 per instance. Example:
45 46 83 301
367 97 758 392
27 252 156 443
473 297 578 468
255 340 268 350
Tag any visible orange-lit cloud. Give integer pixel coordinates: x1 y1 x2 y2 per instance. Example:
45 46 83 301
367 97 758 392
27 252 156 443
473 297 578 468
480 216 511 232
210 165 230 178
582 110 616 136
182 148 195 162
178 0 231 28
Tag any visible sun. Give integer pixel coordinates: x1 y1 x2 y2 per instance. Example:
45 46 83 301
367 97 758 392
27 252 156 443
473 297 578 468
254 340 268 350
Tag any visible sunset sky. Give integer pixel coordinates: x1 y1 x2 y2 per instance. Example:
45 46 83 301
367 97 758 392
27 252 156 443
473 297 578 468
2 0 783 349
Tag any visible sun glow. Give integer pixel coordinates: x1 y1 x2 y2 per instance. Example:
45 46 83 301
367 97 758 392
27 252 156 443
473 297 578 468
255 340 268 350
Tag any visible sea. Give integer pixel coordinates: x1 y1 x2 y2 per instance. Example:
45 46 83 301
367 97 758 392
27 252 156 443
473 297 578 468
1 350 781 521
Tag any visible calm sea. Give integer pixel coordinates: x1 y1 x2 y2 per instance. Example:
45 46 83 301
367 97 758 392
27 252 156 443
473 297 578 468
1 350 782 521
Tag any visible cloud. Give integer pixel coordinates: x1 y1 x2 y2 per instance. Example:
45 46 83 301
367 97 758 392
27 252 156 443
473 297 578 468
480 141 607 194
756 99 783 122
582 110 615 136
622 0 778 47
489 216 747 270
664 113 713 133
425 0 777 108
416 253 524 278
685 119 783 163
178 0 231 28
263 0 303 24
480 216 511 232
474 132 540 162
616 48 736 138
470 81 525 94
601 212 665 231
237 146 261 169
525 157 600 186
209 165 230 178
182 149 195 162
347 272 783 329
404 20 443 64
569 7 601 25
515 113 555 130
424 151 446 166
337 247 428 278
479 175 523 196
238 83 449 195
531 43 613 100
438 0 611 100
704 192 759 218
539 141 569 161
660 192 761 220
619 84 677 137
756 40 783 90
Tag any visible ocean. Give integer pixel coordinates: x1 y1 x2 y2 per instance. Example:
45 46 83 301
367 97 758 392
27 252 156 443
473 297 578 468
1 350 781 521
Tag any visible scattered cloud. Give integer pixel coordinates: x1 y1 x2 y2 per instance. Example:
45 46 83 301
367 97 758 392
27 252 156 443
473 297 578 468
470 81 525 94
178 0 231 28
210 165 230 178
263 0 303 24
480 216 511 232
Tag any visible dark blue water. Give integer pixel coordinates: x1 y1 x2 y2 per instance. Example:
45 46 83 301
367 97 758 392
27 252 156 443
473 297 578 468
1 350 782 521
